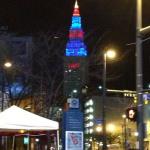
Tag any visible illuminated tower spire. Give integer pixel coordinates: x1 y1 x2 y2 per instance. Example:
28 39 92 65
65 0 87 56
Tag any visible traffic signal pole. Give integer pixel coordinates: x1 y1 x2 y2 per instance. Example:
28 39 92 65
136 0 150 148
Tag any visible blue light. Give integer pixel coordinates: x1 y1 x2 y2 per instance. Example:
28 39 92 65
71 16 81 29
10 82 30 98
11 83 23 95
66 38 87 56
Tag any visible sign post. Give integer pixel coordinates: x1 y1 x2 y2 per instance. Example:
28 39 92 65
62 98 84 150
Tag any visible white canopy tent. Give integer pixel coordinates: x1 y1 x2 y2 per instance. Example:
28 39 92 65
0 105 59 150
0 105 59 131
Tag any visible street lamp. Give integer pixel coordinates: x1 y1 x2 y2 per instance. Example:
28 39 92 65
102 49 116 150
1 61 12 111
4 62 12 68
106 123 116 133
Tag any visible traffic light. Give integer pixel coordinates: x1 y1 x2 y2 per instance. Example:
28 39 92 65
126 107 138 122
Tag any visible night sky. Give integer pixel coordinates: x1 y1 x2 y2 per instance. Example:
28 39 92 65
0 0 150 90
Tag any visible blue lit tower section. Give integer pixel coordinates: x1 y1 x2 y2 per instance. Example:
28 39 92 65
64 1 88 97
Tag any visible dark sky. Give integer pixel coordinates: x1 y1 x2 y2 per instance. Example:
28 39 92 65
0 0 150 90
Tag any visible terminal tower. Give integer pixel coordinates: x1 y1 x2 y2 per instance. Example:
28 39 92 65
64 0 88 98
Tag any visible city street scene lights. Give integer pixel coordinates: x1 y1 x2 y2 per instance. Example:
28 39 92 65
85 99 94 135
102 49 117 150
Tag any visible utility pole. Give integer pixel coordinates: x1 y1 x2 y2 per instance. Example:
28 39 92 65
102 53 107 150
136 0 144 149
102 50 116 150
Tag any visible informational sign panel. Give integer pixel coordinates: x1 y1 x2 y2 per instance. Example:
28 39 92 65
65 131 83 150
62 109 84 150
63 110 83 131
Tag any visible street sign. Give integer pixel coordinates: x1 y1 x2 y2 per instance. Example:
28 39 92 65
62 109 84 150
63 110 83 131
67 98 79 108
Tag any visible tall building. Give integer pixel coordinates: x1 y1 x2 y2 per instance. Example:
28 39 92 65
64 1 88 98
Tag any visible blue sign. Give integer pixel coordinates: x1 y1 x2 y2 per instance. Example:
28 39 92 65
63 109 83 131
62 109 84 150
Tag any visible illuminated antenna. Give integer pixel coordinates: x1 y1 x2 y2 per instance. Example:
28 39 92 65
75 0 79 9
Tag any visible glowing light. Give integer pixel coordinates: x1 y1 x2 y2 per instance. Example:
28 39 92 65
89 121 94 127
4 62 12 68
145 100 148 105
107 123 116 133
35 138 39 142
75 0 79 9
71 17 81 29
88 114 94 120
89 107 94 113
89 138 92 142
59 108 62 111
66 40 87 56
20 130 25 133
106 50 116 59
98 85 103 90
96 126 102 132
68 63 80 69
134 132 139 136
88 99 93 106
89 129 93 134
122 114 126 119
148 84 150 89
100 142 103 146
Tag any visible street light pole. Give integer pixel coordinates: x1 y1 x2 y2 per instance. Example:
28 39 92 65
136 0 144 149
102 50 116 150
102 53 107 150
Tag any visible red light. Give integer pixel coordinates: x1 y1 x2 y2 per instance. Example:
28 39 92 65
68 63 80 69
73 8 80 16
69 30 83 38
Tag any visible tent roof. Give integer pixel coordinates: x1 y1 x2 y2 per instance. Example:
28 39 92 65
0 105 59 131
